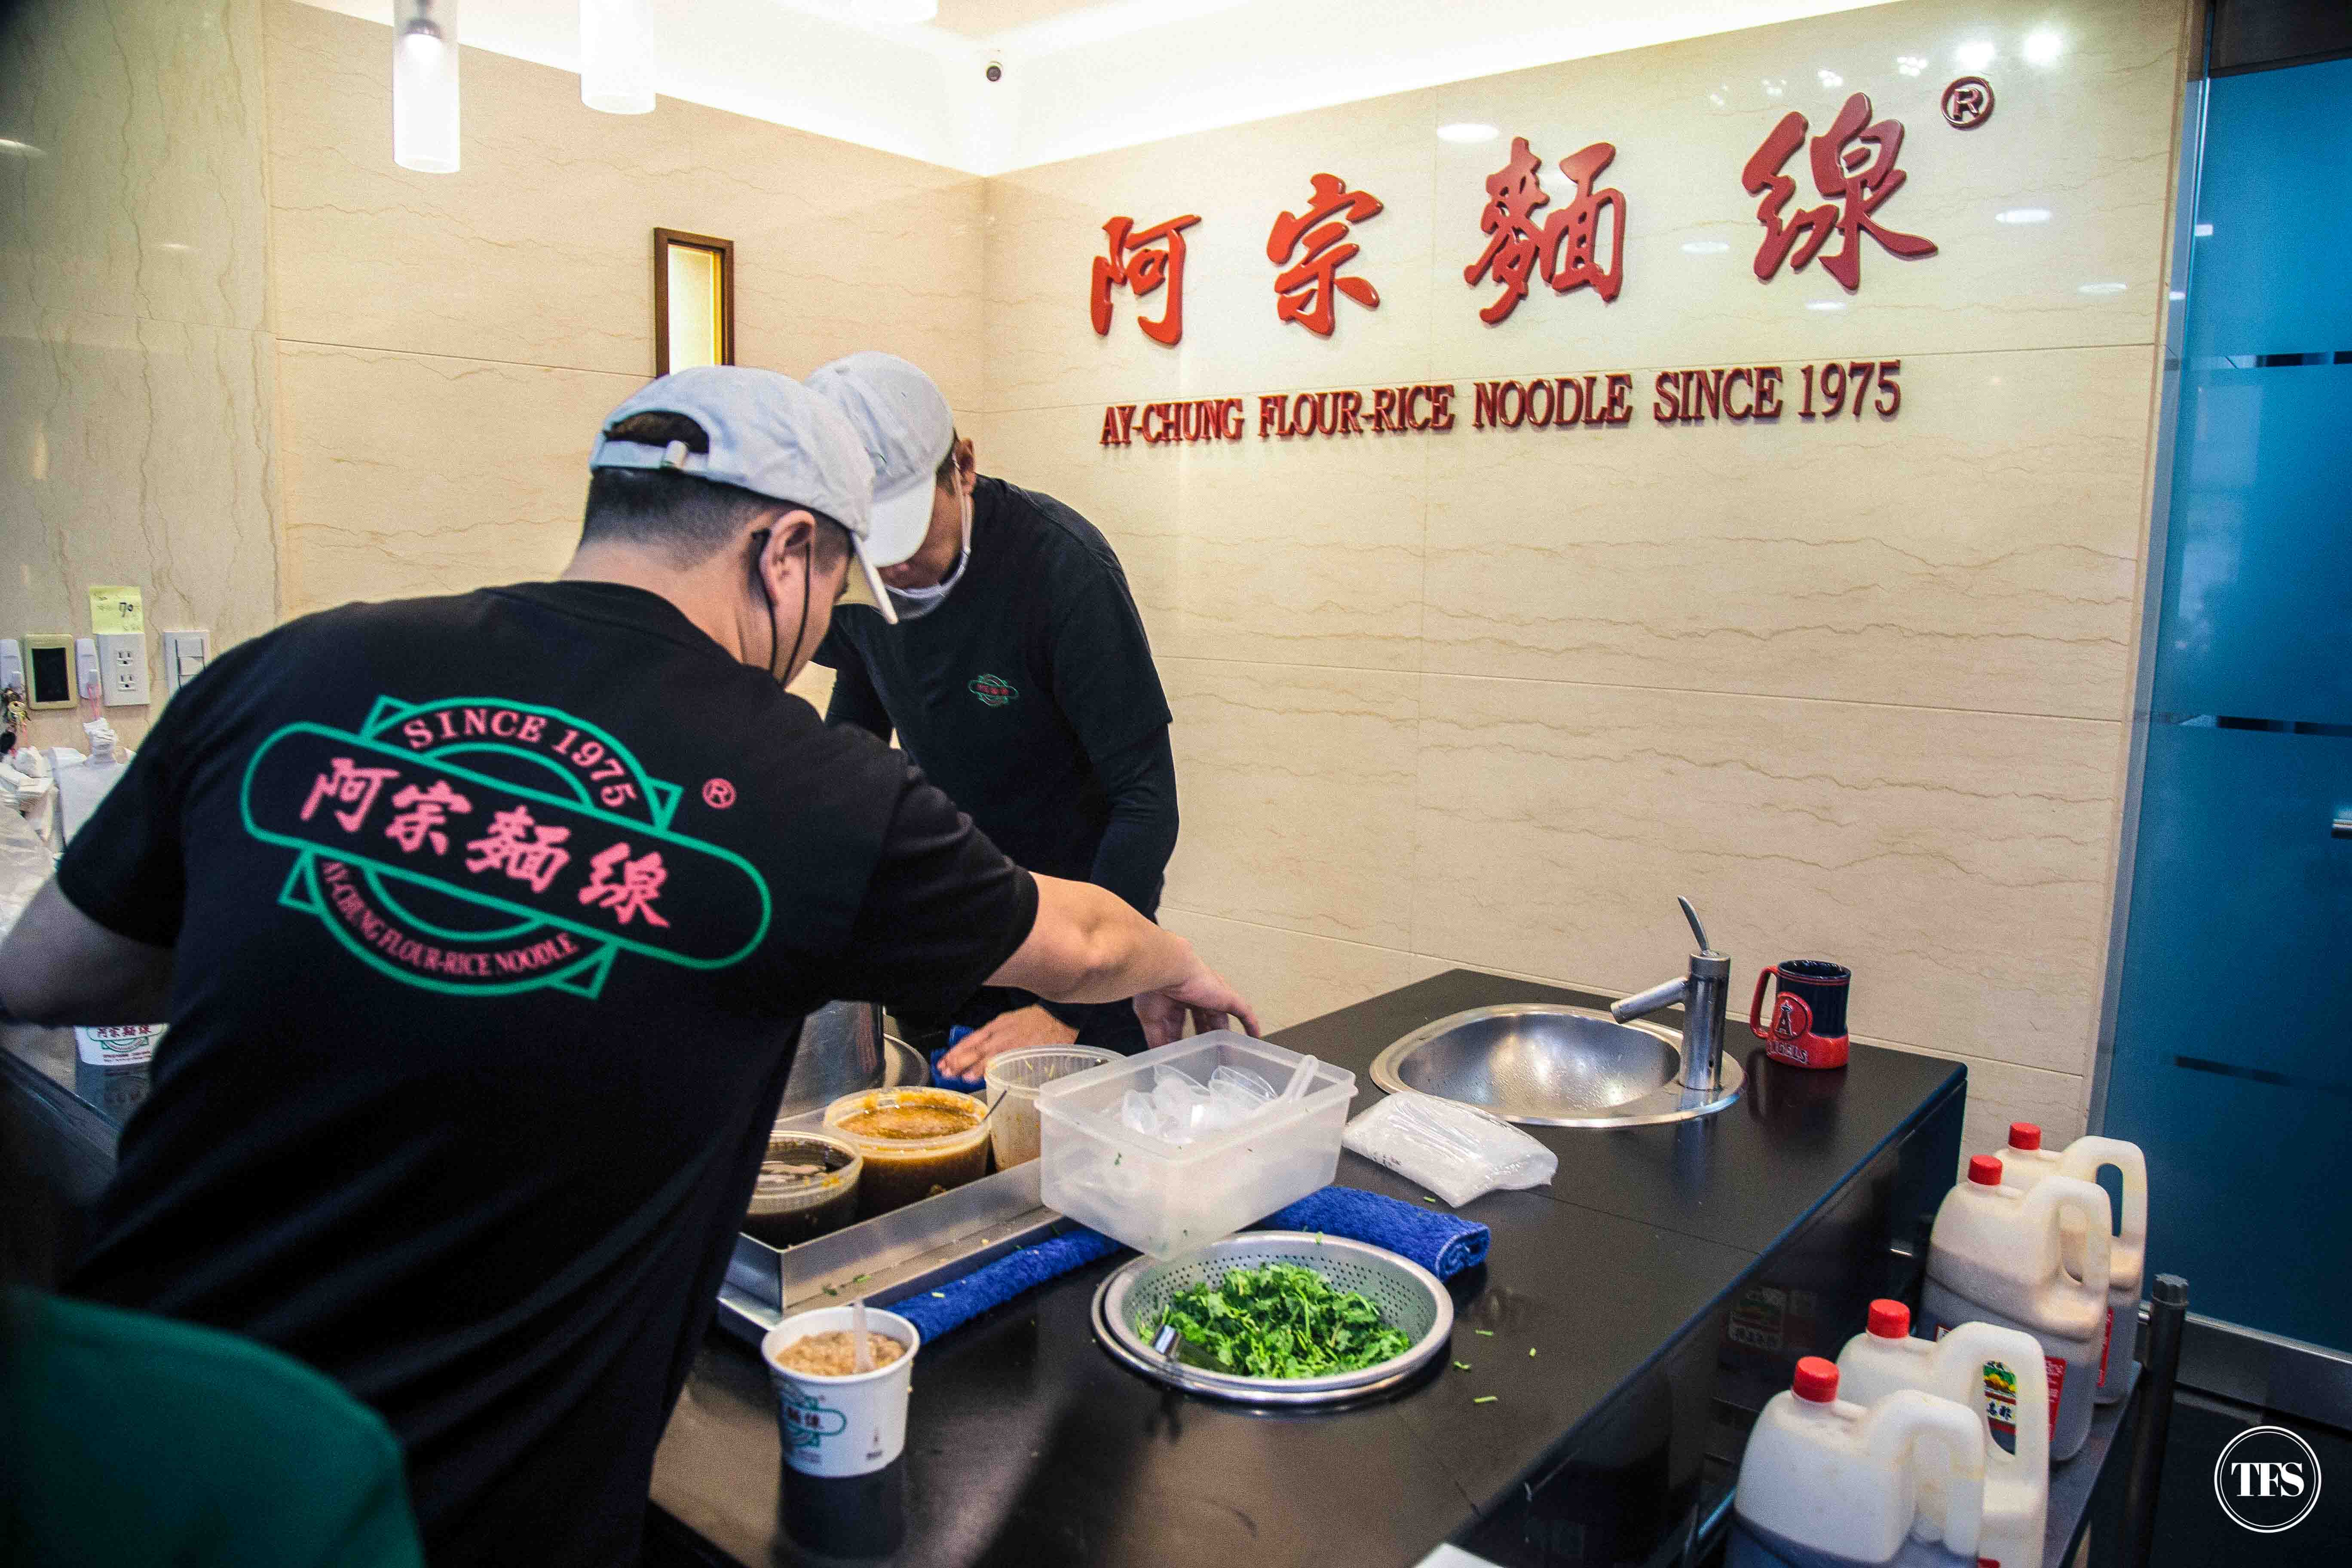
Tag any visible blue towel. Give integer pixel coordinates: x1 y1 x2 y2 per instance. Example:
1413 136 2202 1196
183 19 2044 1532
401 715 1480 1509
1262 1186 1490 1279
928 1029 987 1095
891 1227 1121 1343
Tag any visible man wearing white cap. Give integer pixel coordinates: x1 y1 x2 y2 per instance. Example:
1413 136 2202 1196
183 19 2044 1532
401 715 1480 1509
808 353 1179 1075
0 366 1254 1568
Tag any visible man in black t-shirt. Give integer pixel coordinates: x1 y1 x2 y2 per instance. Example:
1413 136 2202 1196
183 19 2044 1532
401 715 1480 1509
809 353 1178 1073
0 367 1254 1568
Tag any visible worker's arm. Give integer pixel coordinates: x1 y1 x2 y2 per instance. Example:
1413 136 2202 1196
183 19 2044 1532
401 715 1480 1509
986 873 1255 1050
0 878 176 1025
821 645 894 744
1030 726 1177 1035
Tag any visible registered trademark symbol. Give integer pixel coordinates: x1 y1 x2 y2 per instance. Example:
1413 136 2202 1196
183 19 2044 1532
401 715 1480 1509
701 778 736 809
1942 77 1994 129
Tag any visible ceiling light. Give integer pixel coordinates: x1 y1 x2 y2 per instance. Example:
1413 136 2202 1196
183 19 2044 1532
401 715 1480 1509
1437 122 1498 144
1955 40 1996 70
1995 208 2051 224
1681 240 1730 254
393 0 460 174
1817 70 1843 89
581 0 654 114
1895 55 1929 77
854 0 938 21
2024 30 2063 65
2193 222 2213 237
1806 300 1846 312
2078 282 2127 295
0 137 42 157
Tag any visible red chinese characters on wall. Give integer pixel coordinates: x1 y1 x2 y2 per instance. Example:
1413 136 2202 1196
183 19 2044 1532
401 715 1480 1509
1464 136 1627 324
1090 213 1202 346
1267 172 1384 336
1742 91 1936 292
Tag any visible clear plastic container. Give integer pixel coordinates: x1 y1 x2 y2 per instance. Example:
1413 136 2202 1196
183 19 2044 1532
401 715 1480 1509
983 1046 1120 1169
823 1088 993 1219
1037 1031 1357 1259
742 1130 862 1249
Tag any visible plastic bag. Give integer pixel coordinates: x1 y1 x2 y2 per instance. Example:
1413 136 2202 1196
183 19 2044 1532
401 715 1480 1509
1342 1090 1557 1208
0 806 52 946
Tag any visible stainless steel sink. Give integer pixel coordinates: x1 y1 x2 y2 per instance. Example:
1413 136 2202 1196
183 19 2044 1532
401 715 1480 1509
1369 1003 1743 1128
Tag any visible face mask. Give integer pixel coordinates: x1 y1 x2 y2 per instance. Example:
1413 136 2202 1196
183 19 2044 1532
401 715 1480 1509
885 490 972 622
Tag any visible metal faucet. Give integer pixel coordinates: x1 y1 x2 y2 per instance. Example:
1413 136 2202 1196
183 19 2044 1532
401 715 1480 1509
1610 897 1730 1094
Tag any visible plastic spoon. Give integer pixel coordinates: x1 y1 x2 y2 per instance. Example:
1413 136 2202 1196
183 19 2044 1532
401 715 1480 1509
1279 1054 1320 1103
851 1296 873 1372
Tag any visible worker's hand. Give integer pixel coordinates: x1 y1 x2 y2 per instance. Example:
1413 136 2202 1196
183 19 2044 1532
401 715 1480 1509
938 1004 1080 1078
1133 961 1260 1050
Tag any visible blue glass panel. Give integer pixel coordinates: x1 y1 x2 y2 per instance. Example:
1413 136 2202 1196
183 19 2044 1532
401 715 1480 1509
2150 363 2352 724
2106 724 2352 1349
2187 58 2352 360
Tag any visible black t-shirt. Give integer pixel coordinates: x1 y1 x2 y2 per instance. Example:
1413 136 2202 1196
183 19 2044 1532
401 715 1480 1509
57 582 1037 1568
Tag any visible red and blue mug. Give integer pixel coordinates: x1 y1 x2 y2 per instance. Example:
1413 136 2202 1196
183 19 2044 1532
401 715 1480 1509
1748 959 1851 1069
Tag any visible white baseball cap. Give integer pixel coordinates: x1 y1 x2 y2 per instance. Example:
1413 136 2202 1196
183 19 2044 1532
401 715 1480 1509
590 365 901 622
805 352 955 579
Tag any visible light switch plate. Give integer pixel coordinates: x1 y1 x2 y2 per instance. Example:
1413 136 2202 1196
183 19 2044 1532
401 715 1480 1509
97 631 149 705
160 629 210 697
74 637 99 704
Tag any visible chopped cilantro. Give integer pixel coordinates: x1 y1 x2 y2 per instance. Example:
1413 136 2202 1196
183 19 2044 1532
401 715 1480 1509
1453 1360 1472 1371
1473 1395 1498 1405
1145 1262 1412 1379
931 1291 948 1299
1473 1329 1494 1338
1529 1347 1538 1357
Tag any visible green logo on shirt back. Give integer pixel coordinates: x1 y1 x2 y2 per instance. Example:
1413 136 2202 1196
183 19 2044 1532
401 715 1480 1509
968 674 1018 707
238 695 771 1001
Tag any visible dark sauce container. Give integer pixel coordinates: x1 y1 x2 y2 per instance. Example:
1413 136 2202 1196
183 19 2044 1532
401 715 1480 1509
742 1132 863 1249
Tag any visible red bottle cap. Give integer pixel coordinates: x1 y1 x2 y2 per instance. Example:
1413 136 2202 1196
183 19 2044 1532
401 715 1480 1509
2008 1122 2043 1151
1792 1356 1840 1403
1969 1154 2004 1187
1868 1299 1911 1339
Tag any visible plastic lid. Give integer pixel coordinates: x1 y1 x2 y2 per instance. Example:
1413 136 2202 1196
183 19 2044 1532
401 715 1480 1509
1969 1153 2005 1186
1792 1356 1840 1403
1868 1299 1911 1338
2008 1121 2043 1151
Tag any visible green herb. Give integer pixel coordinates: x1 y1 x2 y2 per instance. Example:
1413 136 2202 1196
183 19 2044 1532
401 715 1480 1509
1453 1360 1472 1371
931 1291 948 1299
1420 1196 1437 1204
1146 1262 1412 1380
1473 1395 1498 1405
1529 1348 1538 1357
822 1286 839 1297
1473 1329 1494 1338
852 1274 870 1284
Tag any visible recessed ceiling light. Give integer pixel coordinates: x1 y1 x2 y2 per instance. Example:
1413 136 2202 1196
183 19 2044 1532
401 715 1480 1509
2193 222 2213 237
2024 30 2063 65
1436 122 1498 144
1681 240 1731 254
2078 282 2127 295
1806 300 1847 312
0 137 42 157
1956 40 1996 70
1995 208 2052 225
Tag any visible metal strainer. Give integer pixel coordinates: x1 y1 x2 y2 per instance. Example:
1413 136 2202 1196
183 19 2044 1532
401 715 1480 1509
1091 1231 1452 1406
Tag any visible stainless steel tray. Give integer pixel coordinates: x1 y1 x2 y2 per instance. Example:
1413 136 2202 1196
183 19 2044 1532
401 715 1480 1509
1091 1232 1453 1406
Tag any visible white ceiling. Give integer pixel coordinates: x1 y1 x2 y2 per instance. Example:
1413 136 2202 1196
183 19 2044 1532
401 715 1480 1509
303 0 1905 174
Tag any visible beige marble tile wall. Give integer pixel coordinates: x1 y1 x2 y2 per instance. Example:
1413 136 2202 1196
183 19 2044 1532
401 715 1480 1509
0 0 280 751
979 0 2190 1152
263 0 985 619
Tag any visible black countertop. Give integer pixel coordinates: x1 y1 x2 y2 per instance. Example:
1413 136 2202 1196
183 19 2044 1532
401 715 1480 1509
647 969 1966 1568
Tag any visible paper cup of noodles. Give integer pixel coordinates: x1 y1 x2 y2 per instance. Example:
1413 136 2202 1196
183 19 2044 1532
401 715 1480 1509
760 1306 920 1477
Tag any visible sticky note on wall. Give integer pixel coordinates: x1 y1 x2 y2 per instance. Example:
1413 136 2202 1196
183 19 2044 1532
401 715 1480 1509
89 586 144 635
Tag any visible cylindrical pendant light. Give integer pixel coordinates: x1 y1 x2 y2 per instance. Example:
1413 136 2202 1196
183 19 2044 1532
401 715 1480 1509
393 0 461 173
581 0 655 114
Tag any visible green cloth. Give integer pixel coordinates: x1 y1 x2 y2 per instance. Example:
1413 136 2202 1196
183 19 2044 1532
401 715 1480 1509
2 1288 423 1568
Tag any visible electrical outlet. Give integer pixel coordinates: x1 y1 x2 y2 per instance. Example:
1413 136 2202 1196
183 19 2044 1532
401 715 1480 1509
96 632 149 705
159 629 210 698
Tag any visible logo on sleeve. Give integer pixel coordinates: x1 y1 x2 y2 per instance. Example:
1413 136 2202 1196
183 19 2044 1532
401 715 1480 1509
240 696 770 999
968 673 1019 708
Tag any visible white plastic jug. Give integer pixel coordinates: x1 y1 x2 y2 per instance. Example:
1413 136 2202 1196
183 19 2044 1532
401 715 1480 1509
1730 1357 1986 1568
1988 1124 2147 1404
1921 1155 2111 1462
1835 1299 2051 1568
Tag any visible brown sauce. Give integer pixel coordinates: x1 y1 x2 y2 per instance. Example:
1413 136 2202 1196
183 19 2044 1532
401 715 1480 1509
838 1104 980 1140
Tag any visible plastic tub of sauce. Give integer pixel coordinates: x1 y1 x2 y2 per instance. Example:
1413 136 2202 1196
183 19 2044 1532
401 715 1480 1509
743 1131 863 1249
823 1088 992 1218
983 1046 1120 1169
